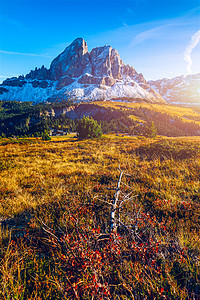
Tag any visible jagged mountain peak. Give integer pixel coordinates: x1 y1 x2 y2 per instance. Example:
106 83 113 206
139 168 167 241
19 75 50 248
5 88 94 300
59 37 88 57
0 38 164 103
71 37 87 46
50 37 89 80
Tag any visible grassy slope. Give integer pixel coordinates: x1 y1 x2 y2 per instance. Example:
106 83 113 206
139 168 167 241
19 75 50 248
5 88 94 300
0 135 200 299
94 101 200 126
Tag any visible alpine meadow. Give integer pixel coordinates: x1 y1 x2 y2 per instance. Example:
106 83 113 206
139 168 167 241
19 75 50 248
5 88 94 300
0 134 200 299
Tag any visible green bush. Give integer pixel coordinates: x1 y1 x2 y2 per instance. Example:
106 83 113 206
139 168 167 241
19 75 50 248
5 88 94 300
41 131 51 141
76 116 102 139
144 121 157 138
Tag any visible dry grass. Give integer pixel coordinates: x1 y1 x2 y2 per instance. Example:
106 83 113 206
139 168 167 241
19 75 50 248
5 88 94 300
94 101 200 125
0 135 199 299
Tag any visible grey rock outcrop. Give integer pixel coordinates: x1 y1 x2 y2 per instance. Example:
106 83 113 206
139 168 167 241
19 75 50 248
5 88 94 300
31 80 49 88
78 74 101 85
26 65 50 80
89 46 120 78
57 76 75 89
101 76 116 86
0 87 8 94
2 78 27 87
50 38 90 80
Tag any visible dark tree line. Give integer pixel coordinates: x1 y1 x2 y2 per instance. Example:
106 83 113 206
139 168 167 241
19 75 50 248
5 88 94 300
0 100 200 138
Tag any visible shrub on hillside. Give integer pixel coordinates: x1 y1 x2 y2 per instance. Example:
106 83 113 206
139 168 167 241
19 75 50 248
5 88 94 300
144 121 157 138
41 131 51 141
76 116 102 139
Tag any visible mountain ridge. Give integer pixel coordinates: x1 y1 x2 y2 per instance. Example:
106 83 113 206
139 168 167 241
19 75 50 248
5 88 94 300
0 38 164 103
148 73 200 104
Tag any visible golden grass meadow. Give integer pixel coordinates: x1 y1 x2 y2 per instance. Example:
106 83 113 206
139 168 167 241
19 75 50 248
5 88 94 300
0 134 199 299
96 101 200 126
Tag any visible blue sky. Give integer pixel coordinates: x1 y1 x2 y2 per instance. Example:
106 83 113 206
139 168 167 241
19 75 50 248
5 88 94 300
0 0 200 83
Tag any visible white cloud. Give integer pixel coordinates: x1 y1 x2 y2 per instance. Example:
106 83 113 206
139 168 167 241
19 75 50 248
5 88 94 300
184 30 200 74
130 24 168 46
0 75 18 79
0 50 52 58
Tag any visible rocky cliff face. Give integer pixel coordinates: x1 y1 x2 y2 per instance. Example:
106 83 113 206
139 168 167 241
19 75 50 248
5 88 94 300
50 38 90 80
0 38 164 103
148 73 200 104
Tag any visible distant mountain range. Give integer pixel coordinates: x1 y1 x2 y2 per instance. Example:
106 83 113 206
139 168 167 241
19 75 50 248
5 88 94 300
0 38 199 104
148 73 200 104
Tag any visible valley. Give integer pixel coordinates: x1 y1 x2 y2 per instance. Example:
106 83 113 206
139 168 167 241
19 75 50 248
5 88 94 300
1 100 200 139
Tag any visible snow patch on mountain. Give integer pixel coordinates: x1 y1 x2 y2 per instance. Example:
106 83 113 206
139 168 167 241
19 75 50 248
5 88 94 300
0 81 57 103
148 73 200 104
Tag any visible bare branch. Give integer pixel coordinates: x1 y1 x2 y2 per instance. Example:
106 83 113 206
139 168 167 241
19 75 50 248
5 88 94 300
119 195 138 208
39 218 60 241
121 182 135 189
110 170 123 232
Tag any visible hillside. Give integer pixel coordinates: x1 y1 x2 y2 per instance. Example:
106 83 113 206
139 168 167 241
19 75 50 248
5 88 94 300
93 101 200 136
1 100 200 138
0 135 199 299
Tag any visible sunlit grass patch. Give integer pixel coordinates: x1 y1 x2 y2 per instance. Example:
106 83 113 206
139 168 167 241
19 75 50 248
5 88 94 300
94 100 200 125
